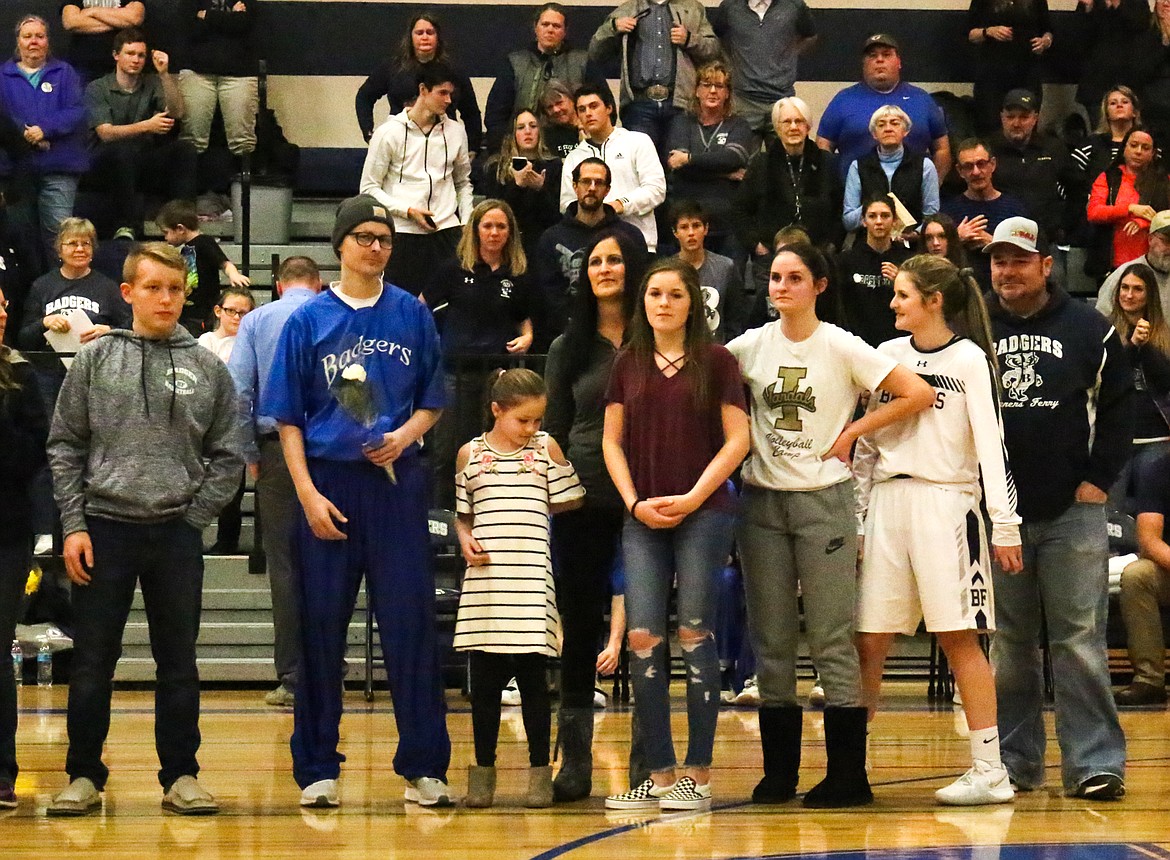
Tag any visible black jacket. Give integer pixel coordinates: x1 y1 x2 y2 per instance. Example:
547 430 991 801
354 60 483 151
0 355 47 545
736 138 842 251
179 0 256 78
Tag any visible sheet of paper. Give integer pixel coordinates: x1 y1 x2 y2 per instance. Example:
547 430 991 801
43 308 94 369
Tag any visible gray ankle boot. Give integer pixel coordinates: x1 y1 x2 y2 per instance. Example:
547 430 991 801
465 765 496 808
552 707 594 802
525 765 555 808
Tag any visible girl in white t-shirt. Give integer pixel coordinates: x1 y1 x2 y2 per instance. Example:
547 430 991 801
853 255 1023 806
726 244 933 808
196 287 254 364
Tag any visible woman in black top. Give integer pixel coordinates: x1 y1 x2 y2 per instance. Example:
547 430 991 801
424 199 533 506
1104 261 1170 509
737 97 841 294
544 228 648 802
537 81 581 160
838 197 913 346
354 13 483 152
967 0 1053 132
0 283 49 809
479 110 563 264
1069 86 1143 253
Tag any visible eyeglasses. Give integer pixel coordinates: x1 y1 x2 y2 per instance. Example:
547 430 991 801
350 232 393 250
575 178 608 188
957 159 992 173
218 307 249 319
62 239 93 249
697 81 728 91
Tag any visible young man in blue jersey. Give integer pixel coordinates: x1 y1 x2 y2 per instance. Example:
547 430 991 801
262 195 451 809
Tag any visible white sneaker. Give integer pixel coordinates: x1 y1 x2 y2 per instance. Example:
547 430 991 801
719 688 736 705
658 776 712 811
300 779 339 808
808 682 826 709
935 760 1015 806
404 777 453 807
605 778 675 810
733 676 760 707
593 687 608 709
500 678 521 706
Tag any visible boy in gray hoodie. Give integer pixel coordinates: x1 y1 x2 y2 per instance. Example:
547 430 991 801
46 242 242 817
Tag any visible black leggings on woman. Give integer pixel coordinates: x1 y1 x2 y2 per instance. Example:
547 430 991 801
468 651 550 767
552 505 623 709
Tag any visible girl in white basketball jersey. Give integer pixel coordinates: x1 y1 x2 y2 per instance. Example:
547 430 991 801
854 254 1024 806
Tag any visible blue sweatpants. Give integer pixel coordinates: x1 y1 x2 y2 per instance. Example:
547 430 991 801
290 456 451 787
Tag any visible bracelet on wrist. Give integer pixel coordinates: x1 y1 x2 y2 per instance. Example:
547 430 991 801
630 499 642 517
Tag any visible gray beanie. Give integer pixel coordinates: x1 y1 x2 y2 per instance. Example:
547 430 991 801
331 195 395 254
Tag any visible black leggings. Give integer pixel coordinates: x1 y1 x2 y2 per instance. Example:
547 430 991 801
468 651 550 767
553 505 623 709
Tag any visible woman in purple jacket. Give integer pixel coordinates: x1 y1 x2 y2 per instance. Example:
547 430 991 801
0 16 88 267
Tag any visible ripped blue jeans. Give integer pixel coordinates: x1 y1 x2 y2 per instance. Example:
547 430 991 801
622 507 734 773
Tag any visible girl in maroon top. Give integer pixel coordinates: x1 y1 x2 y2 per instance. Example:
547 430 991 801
601 258 750 811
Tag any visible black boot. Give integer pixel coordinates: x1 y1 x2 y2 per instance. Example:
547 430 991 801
753 705 803 803
552 707 594 802
803 706 873 808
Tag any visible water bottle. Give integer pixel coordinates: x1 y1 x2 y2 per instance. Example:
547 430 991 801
10 640 21 686
36 641 51 687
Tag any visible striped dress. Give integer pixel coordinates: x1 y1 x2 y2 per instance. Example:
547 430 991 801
453 431 584 655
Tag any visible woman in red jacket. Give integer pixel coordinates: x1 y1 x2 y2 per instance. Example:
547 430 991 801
1087 128 1170 271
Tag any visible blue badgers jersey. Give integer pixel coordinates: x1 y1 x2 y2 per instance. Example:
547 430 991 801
261 286 446 461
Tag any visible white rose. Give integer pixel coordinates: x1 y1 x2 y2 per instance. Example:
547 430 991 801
341 364 367 382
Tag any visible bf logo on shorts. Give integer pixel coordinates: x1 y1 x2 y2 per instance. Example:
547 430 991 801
763 367 817 431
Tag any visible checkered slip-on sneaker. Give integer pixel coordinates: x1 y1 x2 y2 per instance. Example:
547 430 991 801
604 778 675 810
659 776 712 811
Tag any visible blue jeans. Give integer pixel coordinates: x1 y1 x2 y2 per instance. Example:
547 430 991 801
622 507 733 773
990 501 1126 792
65 517 205 791
13 172 79 268
716 563 755 692
620 98 683 161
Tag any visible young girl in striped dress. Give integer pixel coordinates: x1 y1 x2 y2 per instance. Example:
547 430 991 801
453 368 585 809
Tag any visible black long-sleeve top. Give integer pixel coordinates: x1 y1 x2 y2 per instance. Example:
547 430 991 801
354 59 483 151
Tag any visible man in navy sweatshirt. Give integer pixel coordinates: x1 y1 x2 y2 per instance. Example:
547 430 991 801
985 216 1133 801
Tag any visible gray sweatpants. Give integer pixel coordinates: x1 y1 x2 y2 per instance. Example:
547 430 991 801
736 481 861 708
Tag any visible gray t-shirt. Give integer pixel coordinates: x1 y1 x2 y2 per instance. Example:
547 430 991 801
692 251 739 343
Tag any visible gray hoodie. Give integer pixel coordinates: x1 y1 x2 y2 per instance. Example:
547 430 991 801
48 326 243 535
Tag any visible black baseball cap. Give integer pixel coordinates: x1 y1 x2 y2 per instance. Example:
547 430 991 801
1002 89 1039 112
862 33 900 53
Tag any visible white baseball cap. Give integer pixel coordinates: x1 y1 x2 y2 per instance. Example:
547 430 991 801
983 216 1044 255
